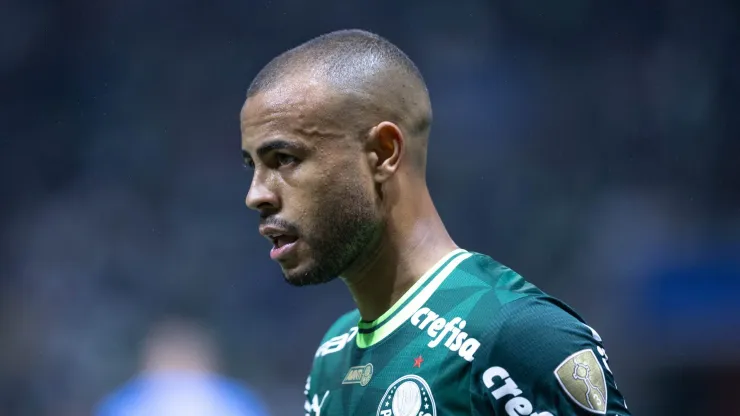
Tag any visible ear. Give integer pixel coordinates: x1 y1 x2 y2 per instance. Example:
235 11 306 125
366 121 404 183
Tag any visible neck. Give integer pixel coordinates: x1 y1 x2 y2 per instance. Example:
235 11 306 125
340 189 457 322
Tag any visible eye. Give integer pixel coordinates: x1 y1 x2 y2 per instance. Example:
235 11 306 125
244 159 255 169
276 153 298 167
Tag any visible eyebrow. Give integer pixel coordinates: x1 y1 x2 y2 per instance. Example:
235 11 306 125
242 139 306 162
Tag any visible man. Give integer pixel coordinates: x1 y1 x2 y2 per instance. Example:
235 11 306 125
240 29 630 415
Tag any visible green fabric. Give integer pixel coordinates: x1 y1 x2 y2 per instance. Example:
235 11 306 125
304 250 631 416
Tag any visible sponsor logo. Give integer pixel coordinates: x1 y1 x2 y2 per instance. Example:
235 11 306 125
315 327 358 358
554 349 608 414
304 376 330 416
343 363 374 387
409 307 480 362
377 375 436 416
482 366 553 416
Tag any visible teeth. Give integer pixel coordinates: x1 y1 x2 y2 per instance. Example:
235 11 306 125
268 233 282 244
267 233 296 249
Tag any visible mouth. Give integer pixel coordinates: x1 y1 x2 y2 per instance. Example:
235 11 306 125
267 233 299 260
259 224 300 261
270 234 298 248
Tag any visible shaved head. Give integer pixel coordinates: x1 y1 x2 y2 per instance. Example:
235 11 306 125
247 29 432 169
242 29 434 286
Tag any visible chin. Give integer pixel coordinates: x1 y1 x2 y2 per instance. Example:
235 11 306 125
281 262 338 287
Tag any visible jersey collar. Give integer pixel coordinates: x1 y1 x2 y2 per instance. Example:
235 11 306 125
355 248 472 348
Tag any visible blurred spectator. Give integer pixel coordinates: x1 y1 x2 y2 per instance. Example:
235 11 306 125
93 318 269 416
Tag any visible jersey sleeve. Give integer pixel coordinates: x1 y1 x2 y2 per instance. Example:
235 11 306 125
471 296 631 416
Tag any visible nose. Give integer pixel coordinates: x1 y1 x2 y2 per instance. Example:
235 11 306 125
245 174 279 216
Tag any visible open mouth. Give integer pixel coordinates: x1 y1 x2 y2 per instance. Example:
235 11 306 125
272 234 298 249
268 234 299 260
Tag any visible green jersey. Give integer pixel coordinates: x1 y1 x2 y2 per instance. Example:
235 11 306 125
303 249 631 416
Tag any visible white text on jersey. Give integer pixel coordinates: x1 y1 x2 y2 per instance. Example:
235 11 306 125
315 327 358 358
482 366 553 416
304 376 330 416
410 307 480 362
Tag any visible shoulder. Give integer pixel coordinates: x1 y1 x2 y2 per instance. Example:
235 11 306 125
458 255 630 414
454 251 586 324
455 251 546 301
458 252 592 360
480 295 593 362
313 309 360 359
449 251 598 365
468 293 631 414
439 252 562 337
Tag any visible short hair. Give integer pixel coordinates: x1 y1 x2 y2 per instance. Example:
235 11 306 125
248 29 425 98
247 29 432 140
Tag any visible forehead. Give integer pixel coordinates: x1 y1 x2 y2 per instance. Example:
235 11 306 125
240 78 347 151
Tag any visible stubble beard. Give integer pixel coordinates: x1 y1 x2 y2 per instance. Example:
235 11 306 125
282 188 381 287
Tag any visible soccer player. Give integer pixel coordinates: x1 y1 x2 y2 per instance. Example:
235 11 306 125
240 29 631 416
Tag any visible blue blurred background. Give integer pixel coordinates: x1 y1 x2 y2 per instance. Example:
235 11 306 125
2 1 739 415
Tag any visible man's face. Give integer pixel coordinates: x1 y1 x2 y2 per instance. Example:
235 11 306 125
240 80 382 286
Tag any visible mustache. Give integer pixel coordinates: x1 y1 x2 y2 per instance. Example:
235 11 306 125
259 217 300 235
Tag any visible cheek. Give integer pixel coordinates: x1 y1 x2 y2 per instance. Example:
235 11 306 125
289 178 337 227
292 158 374 226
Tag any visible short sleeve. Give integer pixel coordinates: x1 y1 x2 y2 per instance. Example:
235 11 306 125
470 297 631 416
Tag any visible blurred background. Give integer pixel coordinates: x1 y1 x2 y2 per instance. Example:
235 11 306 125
2 0 739 415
